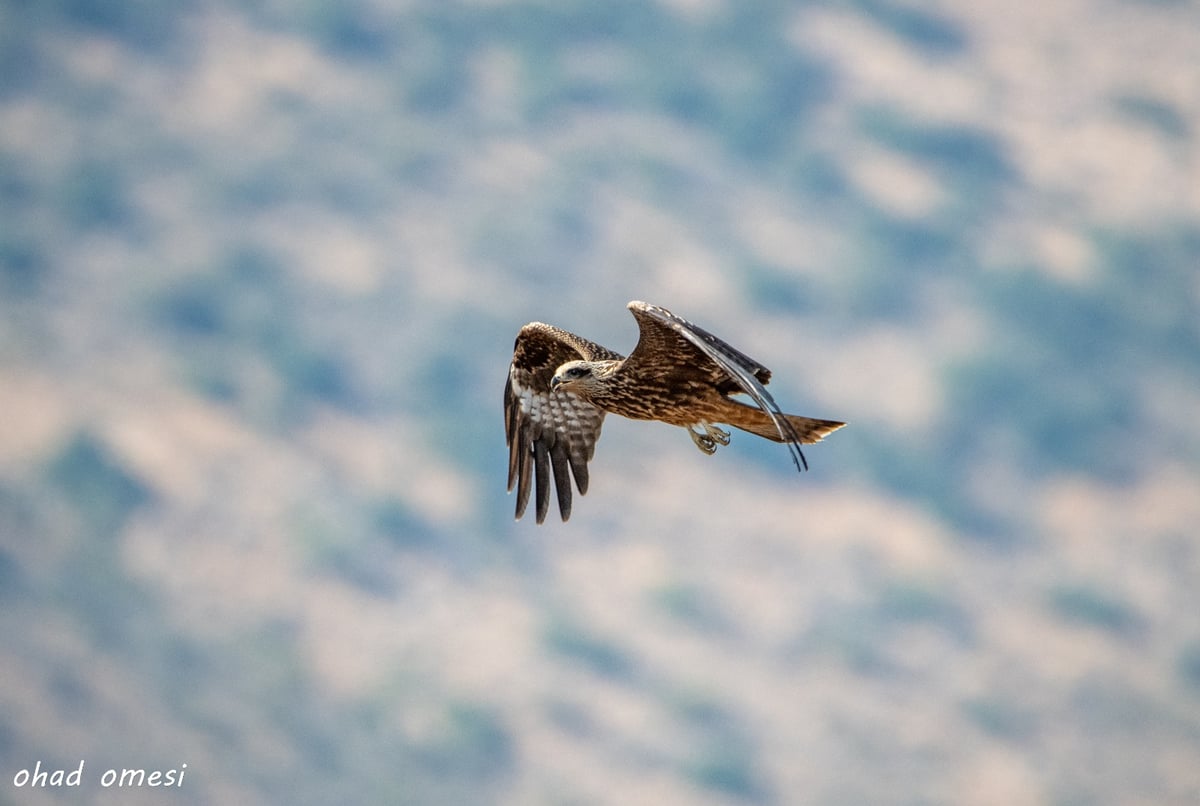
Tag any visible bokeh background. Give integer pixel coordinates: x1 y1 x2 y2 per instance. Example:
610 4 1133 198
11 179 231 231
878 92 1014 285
2 1 1199 804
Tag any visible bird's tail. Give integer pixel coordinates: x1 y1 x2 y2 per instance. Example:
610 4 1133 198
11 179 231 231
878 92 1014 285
722 400 846 444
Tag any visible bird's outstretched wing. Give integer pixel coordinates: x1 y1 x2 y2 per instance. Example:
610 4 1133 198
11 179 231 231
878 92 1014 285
624 300 812 471
504 323 621 523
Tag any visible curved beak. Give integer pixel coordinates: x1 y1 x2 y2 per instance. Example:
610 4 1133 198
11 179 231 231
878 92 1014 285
549 374 564 392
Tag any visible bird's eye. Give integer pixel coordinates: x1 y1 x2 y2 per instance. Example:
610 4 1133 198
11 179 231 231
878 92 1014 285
568 366 588 378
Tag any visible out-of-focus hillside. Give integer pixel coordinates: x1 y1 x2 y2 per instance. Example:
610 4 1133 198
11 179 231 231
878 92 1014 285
1 1 1199 804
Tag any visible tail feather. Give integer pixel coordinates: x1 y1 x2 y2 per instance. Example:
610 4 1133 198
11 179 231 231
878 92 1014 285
721 400 846 444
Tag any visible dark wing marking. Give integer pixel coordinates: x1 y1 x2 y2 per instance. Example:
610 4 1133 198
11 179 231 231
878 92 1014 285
625 300 811 472
625 301 772 393
504 322 619 523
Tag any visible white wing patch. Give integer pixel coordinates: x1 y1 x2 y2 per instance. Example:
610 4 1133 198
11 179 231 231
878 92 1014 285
506 364 606 523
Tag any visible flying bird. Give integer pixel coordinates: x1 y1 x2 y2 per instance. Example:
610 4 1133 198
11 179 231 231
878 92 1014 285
504 300 846 523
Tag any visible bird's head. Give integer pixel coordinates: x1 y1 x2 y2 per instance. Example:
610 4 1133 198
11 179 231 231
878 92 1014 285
550 360 594 392
550 360 615 398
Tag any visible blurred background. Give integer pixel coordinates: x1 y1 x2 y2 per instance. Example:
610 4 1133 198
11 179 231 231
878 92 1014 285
2 1 1199 804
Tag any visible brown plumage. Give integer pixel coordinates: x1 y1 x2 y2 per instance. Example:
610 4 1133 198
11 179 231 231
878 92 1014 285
504 300 846 523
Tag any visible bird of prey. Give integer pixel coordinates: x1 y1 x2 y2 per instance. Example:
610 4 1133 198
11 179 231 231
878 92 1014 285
503 300 846 523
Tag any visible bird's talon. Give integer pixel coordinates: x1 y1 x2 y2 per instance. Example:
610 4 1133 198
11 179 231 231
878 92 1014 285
688 426 720 455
